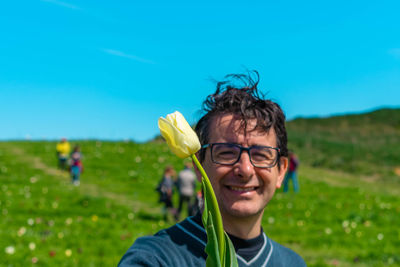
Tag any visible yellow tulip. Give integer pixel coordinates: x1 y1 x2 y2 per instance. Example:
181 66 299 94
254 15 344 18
158 111 201 158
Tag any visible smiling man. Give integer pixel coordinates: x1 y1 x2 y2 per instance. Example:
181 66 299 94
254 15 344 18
119 72 306 266
198 114 285 239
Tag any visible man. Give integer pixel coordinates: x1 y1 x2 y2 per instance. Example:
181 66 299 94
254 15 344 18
176 162 197 220
119 72 306 266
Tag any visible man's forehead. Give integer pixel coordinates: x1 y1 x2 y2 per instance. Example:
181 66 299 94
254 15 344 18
215 114 250 127
210 114 274 140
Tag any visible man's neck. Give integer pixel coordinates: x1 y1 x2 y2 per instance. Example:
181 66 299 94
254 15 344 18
221 212 264 239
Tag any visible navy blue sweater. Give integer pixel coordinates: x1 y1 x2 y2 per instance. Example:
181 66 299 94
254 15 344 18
119 214 306 267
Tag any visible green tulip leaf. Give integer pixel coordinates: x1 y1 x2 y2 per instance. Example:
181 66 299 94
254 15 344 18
204 211 222 267
224 232 238 267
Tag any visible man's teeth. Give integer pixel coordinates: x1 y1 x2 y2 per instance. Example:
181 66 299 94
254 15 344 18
229 186 255 192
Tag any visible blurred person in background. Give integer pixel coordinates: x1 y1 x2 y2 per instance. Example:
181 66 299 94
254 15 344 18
69 145 83 186
175 162 197 220
156 165 178 221
56 138 70 170
283 150 300 193
189 189 203 217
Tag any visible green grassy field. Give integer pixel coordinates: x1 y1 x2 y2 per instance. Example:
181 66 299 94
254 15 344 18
1 109 399 266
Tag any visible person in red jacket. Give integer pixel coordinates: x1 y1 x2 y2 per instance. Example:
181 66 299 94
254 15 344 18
283 150 299 193
70 145 83 186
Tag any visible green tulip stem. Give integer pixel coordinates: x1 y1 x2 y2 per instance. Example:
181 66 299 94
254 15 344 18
191 154 225 261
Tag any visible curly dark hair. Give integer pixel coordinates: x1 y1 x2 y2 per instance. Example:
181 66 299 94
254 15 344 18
195 71 288 165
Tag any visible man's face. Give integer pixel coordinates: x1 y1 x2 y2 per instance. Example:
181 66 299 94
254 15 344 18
200 114 288 221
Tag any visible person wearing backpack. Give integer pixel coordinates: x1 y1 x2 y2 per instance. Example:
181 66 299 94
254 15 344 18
156 165 178 221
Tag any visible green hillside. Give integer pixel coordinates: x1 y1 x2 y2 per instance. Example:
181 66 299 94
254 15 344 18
1 108 399 266
287 108 400 181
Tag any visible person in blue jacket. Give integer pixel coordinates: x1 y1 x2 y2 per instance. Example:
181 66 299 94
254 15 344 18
119 71 306 266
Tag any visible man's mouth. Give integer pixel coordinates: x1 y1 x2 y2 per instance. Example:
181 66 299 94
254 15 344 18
228 186 257 192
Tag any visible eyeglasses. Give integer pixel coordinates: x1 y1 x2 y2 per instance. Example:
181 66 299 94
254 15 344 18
202 143 280 168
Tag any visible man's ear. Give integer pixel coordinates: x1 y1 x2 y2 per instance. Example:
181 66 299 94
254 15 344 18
192 152 203 182
276 156 288 189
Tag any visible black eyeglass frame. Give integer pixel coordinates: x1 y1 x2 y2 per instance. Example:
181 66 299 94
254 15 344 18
201 143 281 168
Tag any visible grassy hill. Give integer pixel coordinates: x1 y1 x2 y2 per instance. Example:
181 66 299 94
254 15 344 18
0 108 399 266
287 108 400 181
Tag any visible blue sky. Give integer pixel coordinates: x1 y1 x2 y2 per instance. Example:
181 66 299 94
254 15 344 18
1 1 399 142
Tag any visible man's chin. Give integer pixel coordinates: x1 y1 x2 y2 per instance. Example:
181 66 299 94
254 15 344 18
224 205 263 219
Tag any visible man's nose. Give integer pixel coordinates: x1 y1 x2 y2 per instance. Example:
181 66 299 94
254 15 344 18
233 151 255 178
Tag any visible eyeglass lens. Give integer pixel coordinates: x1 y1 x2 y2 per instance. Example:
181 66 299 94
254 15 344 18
212 143 277 167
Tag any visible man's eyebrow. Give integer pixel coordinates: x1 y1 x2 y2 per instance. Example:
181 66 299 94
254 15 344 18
251 143 276 147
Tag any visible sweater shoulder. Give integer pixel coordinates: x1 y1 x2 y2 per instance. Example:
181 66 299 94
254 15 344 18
269 239 307 266
118 231 172 267
119 224 206 267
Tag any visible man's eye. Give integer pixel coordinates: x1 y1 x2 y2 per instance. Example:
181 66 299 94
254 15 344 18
217 150 236 157
251 150 273 161
252 153 268 160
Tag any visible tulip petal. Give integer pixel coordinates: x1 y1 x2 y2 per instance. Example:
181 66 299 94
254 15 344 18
158 111 200 158
158 117 189 158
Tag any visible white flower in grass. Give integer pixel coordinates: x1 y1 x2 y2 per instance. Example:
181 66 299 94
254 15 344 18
65 218 73 225
18 227 27 236
29 242 36 250
324 228 332 235
5 246 15 254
